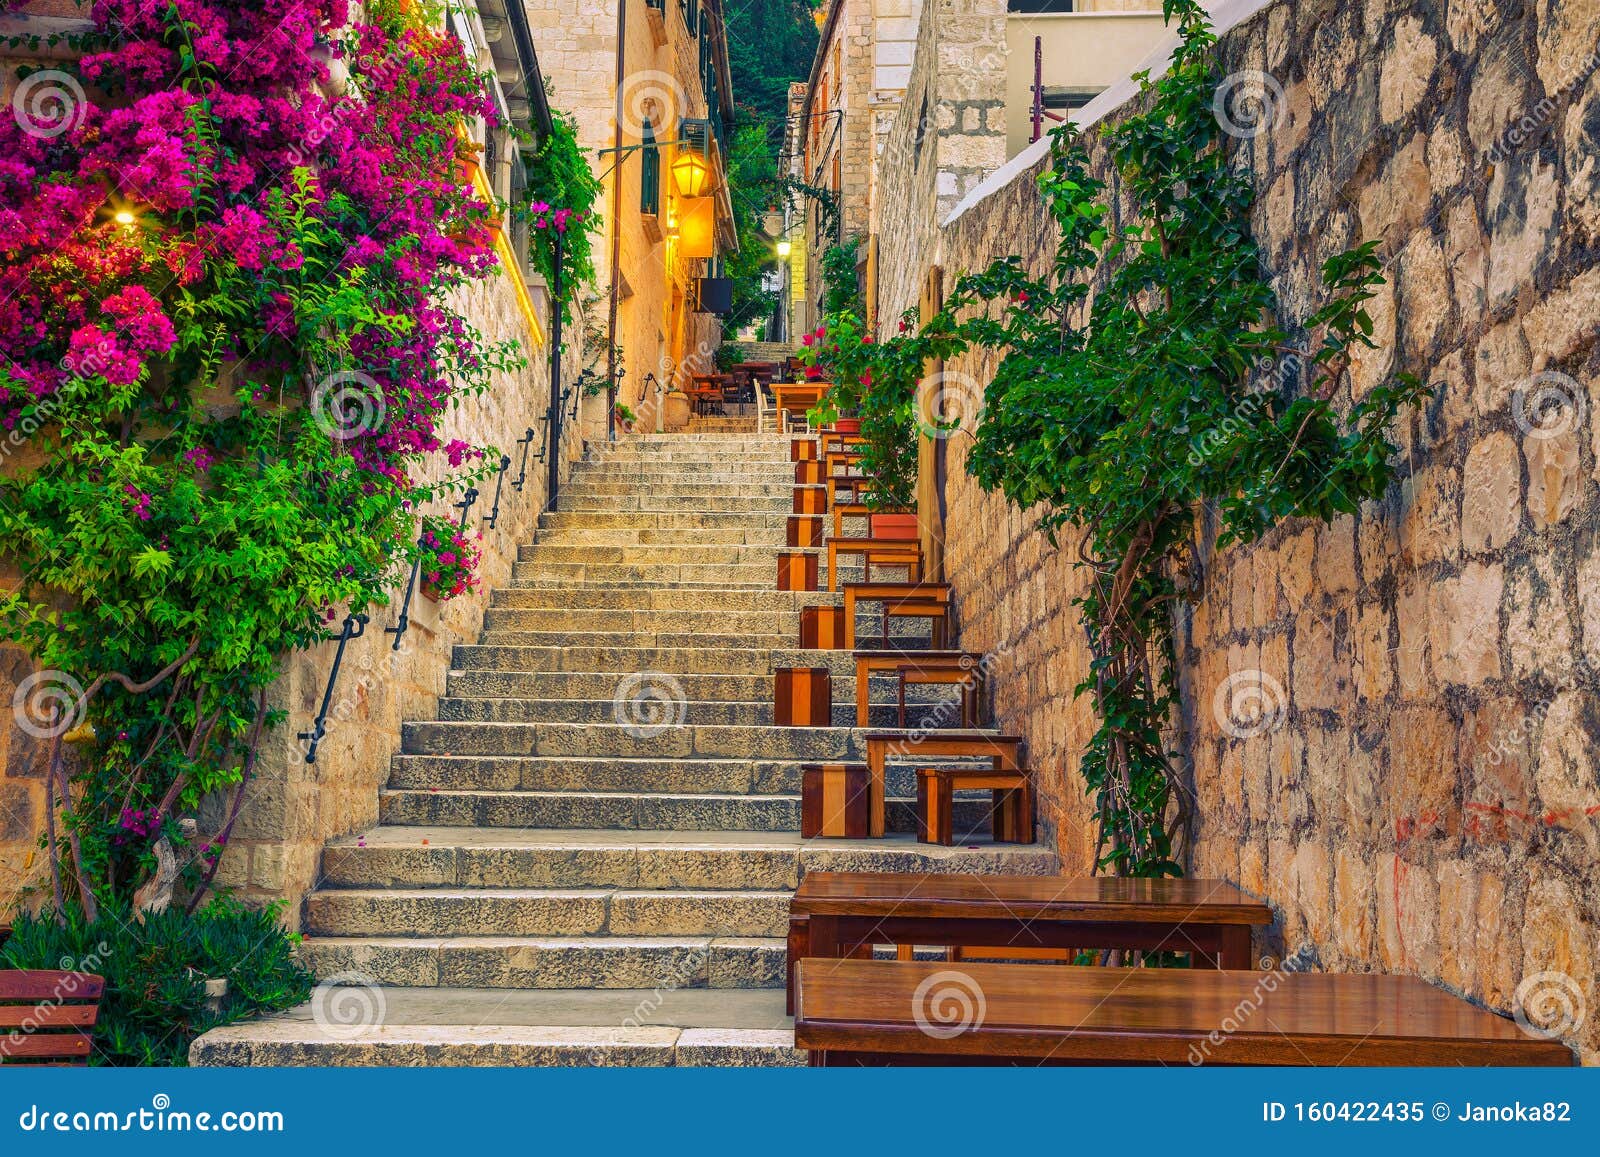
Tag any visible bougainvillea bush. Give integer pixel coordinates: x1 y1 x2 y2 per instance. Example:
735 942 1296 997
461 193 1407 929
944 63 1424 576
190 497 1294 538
416 513 481 601
0 0 521 917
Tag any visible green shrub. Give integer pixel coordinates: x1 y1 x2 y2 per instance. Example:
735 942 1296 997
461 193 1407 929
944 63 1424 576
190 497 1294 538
1 900 313 1066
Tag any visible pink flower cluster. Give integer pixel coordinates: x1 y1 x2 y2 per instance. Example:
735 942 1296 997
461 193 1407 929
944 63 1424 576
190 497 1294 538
0 0 501 599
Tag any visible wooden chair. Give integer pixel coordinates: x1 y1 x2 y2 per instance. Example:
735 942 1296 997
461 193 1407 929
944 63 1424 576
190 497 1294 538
840 581 948 645
0 969 106 1065
863 730 1023 837
918 766 1033 846
827 542 924 593
879 595 950 648
853 650 987 727
896 663 978 727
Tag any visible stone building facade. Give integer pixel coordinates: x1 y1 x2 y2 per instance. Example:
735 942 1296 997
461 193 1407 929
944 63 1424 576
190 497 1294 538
525 0 738 433
874 0 1600 1062
787 0 925 332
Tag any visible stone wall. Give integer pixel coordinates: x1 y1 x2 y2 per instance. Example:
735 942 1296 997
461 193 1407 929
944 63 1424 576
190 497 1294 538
888 0 1600 1061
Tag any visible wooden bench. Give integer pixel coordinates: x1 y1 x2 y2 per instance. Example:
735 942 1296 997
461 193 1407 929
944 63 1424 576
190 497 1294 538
880 595 950 648
863 730 1023 837
854 650 986 727
786 872 1273 1011
828 540 922 592
896 663 979 727
918 766 1031 845
794 958 1577 1066
0 969 107 1065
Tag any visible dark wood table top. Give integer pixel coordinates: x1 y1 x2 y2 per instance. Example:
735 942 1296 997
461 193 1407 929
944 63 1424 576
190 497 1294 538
793 872 1273 924
793 959 1576 1066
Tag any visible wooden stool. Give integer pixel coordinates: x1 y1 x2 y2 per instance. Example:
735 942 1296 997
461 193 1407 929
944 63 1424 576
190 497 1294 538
791 438 819 461
794 460 826 484
895 663 977 727
916 766 1033 846
777 551 818 591
775 667 832 726
800 605 847 649
793 486 827 514
800 763 870 838
787 514 824 548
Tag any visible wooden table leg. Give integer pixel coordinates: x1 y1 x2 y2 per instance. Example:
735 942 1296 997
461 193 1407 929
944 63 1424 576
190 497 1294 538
1219 924 1253 969
827 540 838 592
867 739 885 838
843 588 857 649
786 914 810 1015
855 659 870 728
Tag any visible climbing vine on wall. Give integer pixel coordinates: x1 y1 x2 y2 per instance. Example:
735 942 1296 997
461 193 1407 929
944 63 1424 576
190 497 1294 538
521 108 601 325
828 0 1428 876
0 0 519 915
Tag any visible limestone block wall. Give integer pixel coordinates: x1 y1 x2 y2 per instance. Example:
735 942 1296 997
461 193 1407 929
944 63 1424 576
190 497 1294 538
894 0 1600 1060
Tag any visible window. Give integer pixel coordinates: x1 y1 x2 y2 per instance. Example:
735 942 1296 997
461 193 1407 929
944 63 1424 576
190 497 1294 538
683 0 698 35
1007 0 1073 10
640 120 660 217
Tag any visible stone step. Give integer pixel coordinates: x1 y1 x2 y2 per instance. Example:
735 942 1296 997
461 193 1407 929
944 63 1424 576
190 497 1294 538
561 482 794 499
556 496 791 513
305 887 793 938
535 528 787 546
512 561 777 586
434 696 973 730
386 756 952 799
489 587 835 611
296 934 787 989
538 511 791 531
476 630 799 651
446 670 774 701
377 788 996 834
483 607 799 634
190 987 802 1067
450 644 907 677
572 464 791 480
522 543 785 565
320 827 1056 891
399 720 859 760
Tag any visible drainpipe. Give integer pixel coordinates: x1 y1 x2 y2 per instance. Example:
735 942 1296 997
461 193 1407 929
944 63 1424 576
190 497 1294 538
605 0 628 443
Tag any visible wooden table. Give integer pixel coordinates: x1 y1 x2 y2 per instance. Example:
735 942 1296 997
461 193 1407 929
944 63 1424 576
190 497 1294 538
854 650 986 727
794 958 1577 1066
828 542 924 593
791 873 1270 991
772 382 828 430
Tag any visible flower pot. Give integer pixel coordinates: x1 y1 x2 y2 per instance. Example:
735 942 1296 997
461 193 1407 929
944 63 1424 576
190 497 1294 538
831 418 861 434
871 512 918 540
664 389 692 432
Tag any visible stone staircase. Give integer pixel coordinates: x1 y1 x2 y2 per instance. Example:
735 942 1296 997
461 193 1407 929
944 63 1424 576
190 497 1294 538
192 432 1054 1066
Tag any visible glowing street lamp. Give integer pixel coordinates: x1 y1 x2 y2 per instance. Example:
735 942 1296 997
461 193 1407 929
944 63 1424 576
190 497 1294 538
670 147 713 198
776 239 792 258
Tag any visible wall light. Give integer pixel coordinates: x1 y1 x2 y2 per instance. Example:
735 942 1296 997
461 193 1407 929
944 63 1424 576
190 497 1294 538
776 239 792 258
670 148 712 198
